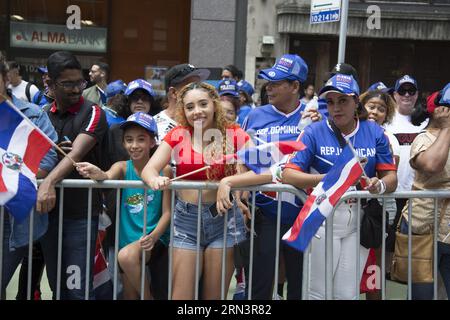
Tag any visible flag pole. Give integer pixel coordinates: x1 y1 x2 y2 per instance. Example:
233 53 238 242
346 139 370 183
1 95 77 165
169 165 211 182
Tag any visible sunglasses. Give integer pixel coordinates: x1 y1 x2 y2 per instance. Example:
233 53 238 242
397 88 417 96
55 80 87 90
129 91 151 102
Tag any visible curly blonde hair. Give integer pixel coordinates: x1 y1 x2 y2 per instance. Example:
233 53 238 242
359 90 397 125
175 82 237 180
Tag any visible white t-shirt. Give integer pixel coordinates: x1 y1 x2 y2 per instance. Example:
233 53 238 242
384 112 428 192
8 80 39 103
381 129 401 223
385 130 400 159
154 110 177 143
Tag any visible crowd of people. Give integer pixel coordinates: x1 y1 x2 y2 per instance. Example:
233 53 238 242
1 49 449 300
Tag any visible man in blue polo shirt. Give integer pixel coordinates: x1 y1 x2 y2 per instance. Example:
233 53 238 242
32 66 55 108
240 54 320 300
102 79 127 127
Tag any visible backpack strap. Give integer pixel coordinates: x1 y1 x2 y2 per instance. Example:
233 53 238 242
25 82 32 102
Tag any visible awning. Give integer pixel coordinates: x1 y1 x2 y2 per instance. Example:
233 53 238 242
277 1 450 41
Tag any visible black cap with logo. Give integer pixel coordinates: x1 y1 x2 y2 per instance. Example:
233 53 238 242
326 63 359 83
164 64 210 91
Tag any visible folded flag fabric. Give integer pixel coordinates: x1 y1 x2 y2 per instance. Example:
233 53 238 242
0 100 52 222
282 144 363 252
235 141 306 174
93 212 112 293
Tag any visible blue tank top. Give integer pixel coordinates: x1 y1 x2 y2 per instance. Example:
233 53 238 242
119 160 169 249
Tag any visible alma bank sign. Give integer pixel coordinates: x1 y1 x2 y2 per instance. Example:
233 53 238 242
10 21 107 53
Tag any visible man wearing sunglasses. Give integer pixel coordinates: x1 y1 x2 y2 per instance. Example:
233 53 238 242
385 75 428 226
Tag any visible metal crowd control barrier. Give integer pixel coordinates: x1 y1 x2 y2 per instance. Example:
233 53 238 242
310 190 449 300
2 182 448 300
0 180 306 300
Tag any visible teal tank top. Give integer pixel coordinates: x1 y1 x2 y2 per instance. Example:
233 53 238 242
119 160 170 249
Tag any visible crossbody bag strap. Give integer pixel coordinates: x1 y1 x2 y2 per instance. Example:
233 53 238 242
329 120 347 148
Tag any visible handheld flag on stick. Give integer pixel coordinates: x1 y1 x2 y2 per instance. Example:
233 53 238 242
167 140 305 184
93 212 113 297
0 96 75 164
235 141 306 174
282 144 363 252
0 99 53 221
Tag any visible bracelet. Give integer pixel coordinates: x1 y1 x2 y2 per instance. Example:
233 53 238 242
378 179 386 194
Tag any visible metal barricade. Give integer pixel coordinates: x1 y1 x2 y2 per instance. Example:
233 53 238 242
2 182 448 300
0 179 306 300
305 190 450 300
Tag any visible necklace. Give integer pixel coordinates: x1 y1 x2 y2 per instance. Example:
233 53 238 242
341 118 358 136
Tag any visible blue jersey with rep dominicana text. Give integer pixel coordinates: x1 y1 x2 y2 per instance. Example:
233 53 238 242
242 102 307 225
285 119 397 177
242 102 306 144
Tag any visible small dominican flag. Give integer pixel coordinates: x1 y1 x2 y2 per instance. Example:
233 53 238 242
93 212 113 299
236 141 306 174
282 144 363 252
0 100 52 222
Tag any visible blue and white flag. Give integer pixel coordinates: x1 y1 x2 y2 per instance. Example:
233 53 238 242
282 145 363 252
0 100 52 222
235 140 306 174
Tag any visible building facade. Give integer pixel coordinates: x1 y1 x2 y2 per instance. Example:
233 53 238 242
2 0 447 99
0 0 245 91
246 0 450 98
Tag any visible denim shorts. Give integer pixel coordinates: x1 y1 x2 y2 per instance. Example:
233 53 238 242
172 198 247 250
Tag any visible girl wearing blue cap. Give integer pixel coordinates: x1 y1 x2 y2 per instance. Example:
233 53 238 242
76 112 171 300
108 79 157 163
282 74 398 300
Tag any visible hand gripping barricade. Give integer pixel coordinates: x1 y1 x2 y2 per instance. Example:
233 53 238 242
1 181 448 300
304 189 449 300
0 180 306 300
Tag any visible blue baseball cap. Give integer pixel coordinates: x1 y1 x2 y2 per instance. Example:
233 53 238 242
120 112 158 136
367 81 392 93
125 79 155 98
106 80 127 99
237 80 255 96
217 79 239 97
439 83 450 107
37 66 48 74
395 75 418 92
319 74 360 99
258 54 308 83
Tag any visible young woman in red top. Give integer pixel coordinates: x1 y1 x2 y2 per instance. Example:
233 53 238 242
142 82 251 299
